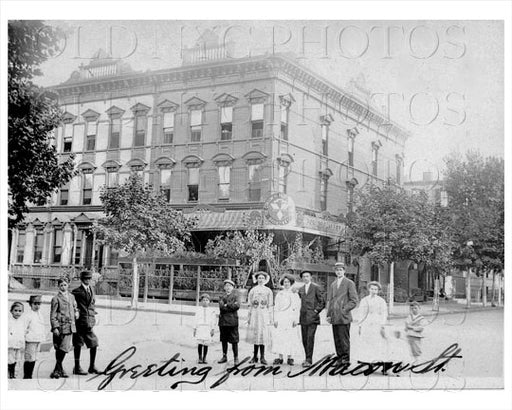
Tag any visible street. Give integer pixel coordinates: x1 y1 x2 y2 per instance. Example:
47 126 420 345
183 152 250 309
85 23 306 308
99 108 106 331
8 301 503 391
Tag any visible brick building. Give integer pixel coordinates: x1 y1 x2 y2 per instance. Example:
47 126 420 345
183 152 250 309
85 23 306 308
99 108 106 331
9 36 410 292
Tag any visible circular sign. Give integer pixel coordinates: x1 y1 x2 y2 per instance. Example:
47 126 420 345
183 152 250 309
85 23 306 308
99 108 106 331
264 193 294 225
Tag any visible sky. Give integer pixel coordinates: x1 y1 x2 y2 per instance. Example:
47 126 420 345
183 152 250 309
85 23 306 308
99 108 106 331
35 20 504 181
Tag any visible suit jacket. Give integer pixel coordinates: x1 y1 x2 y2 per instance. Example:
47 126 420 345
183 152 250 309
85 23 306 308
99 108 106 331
326 277 358 325
218 291 240 327
72 285 97 329
298 282 326 325
50 292 77 334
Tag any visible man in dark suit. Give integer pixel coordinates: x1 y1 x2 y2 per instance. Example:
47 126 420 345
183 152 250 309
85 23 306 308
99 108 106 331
298 271 326 367
326 262 358 365
72 270 99 375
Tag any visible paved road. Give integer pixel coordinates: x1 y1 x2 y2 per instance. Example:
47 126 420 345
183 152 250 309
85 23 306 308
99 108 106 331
8 300 503 391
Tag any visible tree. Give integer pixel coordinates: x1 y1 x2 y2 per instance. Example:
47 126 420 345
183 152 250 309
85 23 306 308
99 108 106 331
8 20 75 228
205 220 276 286
93 174 197 307
347 184 453 309
443 151 504 305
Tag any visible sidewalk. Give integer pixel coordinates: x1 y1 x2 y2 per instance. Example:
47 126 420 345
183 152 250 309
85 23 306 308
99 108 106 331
8 289 501 320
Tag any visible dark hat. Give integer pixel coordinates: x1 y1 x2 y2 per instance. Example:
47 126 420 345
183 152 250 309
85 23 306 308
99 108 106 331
80 270 93 280
29 295 42 304
200 293 211 301
334 261 345 268
300 270 313 278
223 279 235 287
57 276 69 285
367 281 382 291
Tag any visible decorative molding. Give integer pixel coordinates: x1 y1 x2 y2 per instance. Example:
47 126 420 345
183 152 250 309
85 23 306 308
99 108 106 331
245 88 269 104
184 96 207 110
279 93 295 107
319 168 333 179
77 161 96 172
214 93 238 107
182 154 204 168
81 109 100 122
212 152 235 166
62 111 77 124
101 160 121 170
157 99 179 112
126 158 147 169
130 102 151 115
154 156 176 169
277 153 294 166
106 105 125 119
372 140 383 150
320 113 335 125
347 127 360 138
242 150 267 164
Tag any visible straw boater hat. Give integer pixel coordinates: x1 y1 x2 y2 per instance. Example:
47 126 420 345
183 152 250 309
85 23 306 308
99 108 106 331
367 281 382 291
334 261 346 268
279 274 296 286
28 295 42 304
223 279 235 287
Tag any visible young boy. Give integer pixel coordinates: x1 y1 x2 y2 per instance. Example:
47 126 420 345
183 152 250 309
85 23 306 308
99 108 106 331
218 279 240 365
404 301 426 362
24 295 47 379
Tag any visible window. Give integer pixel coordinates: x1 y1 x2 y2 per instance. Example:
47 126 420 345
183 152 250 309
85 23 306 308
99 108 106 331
220 106 233 140
82 171 93 205
280 104 289 140
86 121 97 151
60 189 69 205
190 109 202 142
162 112 174 144
109 117 121 149
320 176 328 211
33 231 43 263
278 163 288 194
321 124 329 156
63 123 73 153
16 231 26 263
74 232 82 265
396 158 402 185
134 114 146 147
218 166 230 200
348 137 355 167
53 229 63 264
251 103 264 138
108 248 119 266
160 168 172 202
372 146 379 176
248 163 262 201
188 167 199 202
106 167 118 188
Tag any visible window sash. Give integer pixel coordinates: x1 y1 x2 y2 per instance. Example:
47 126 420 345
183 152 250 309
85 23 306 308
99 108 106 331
251 121 263 138
65 123 73 137
110 119 121 148
163 112 175 128
60 190 69 205
188 168 199 185
33 232 43 263
107 170 118 187
251 103 264 121
83 189 92 205
53 229 63 263
86 135 96 151
221 123 232 140
160 169 172 186
163 129 174 144
87 122 97 136
218 166 230 184
190 109 202 126
191 127 201 142
63 137 73 152
221 106 233 123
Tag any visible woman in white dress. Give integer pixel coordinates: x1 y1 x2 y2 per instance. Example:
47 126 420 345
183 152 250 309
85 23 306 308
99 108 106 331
272 274 302 366
246 271 273 365
356 281 389 371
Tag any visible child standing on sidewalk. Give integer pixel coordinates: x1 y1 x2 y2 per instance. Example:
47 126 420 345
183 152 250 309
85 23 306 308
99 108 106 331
24 295 47 379
404 301 426 362
193 293 216 364
50 278 78 379
8 301 25 379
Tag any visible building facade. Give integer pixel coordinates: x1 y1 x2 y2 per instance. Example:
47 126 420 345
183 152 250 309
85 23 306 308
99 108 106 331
9 39 410 291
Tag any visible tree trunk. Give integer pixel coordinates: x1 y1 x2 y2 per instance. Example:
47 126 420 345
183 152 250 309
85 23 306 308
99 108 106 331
131 256 139 308
466 268 471 308
433 274 440 312
491 269 496 307
388 262 394 315
481 270 487 307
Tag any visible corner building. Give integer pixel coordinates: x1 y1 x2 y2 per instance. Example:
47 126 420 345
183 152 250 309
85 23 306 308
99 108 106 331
10 43 410 292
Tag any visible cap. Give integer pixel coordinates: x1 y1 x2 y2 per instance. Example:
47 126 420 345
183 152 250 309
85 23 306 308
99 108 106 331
334 261 345 268
223 279 235 287
367 281 382 291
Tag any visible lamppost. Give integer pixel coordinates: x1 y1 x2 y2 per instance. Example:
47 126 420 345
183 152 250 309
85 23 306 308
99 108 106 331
465 240 474 309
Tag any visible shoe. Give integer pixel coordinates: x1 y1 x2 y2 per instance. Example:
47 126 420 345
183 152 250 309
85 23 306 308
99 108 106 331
73 366 88 375
302 361 312 368
60 368 69 378
287 358 294 366
202 360 208 365
88 366 100 374
233 358 239 366
273 358 284 365
198 359 204 364
260 358 268 365
50 369 60 379
218 355 227 364
249 357 258 364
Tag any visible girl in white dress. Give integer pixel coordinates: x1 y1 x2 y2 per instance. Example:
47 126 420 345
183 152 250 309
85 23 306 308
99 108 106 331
24 295 47 379
357 281 389 371
272 275 302 366
8 302 26 379
246 271 274 365
193 294 217 364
